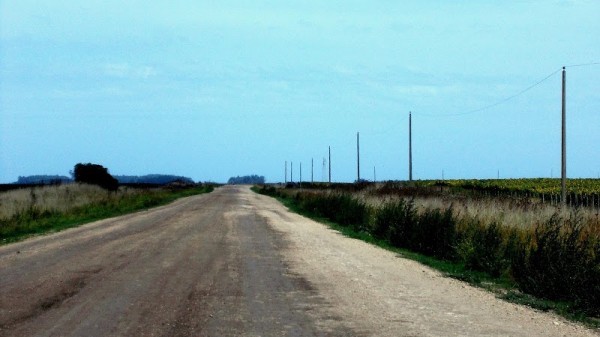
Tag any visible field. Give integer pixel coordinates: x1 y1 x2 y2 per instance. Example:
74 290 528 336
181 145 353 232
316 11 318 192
257 180 600 322
0 183 214 243
415 178 600 194
412 178 600 208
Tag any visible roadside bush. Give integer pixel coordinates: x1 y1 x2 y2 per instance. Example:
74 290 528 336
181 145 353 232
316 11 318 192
413 207 456 260
256 185 277 197
457 221 509 277
297 193 324 215
511 213 600 315
299 193 369 232
333 194 369 231
372 201 395 241
373 200 456 259
373 199 417 248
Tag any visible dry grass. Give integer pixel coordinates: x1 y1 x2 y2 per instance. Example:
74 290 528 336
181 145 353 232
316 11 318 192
1 183 214 244
353 189 598 231
281 184 600 231
0 184 143 220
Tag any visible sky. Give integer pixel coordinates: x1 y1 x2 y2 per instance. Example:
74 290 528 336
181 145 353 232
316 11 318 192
1 1 599 183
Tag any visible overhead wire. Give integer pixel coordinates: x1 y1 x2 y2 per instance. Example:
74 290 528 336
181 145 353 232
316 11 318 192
415 68 562 117
565 62 600 68
415 62 599 118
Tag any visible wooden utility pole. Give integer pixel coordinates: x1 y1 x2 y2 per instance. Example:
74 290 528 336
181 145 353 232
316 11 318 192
561 66 567 207
409 112 413 182
285 161 287 183
373 166 376 183
291 162 293 183
328 146 331 183
311 158 314 183
300 162 302 185
357 132 360 182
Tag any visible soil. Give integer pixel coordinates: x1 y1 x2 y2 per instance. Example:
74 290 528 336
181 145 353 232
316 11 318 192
0 185 597 337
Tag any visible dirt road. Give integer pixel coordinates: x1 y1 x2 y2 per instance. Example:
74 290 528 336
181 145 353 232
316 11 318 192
0 186 597 337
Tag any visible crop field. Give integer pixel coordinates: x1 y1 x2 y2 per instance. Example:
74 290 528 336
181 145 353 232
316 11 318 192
411 178 600 207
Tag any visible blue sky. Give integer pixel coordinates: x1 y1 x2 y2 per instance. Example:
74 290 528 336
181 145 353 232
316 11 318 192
1 1 599 183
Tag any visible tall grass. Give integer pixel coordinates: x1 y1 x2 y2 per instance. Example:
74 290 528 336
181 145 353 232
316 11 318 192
299 192 370 232
0 183 213 243
1 184 128 218
256 184 600 319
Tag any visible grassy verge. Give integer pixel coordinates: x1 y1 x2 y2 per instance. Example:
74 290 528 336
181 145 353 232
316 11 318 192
252 185 600 328
1 185 214 244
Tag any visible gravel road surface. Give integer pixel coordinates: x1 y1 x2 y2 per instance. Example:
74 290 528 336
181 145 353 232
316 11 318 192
0 185 597 337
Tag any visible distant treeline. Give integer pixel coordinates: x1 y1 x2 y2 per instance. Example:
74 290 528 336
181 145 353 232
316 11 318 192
114 175 195 185
13 174 195 185
15 175 72 184
228 175 265 185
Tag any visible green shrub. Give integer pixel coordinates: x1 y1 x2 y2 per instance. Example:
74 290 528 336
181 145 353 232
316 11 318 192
459 222 508 277
333 194 369 231
511 212 600 316
413 207 456 260
373 199 417 248
298 193 369 232
373 200 456 258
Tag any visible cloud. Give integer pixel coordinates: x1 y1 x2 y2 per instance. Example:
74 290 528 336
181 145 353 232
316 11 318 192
393 85 440 96
103 63 129 77
102 63 157 79
136 66 157 79
50 86 131 99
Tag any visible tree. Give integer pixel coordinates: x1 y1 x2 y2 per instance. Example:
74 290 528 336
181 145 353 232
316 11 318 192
73 163 119 191
227 175 265 185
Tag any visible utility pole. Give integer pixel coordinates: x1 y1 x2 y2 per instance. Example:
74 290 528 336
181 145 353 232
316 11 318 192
373 166 376 183
285 161 287 183
409 111 413 182
291 162 293 183
561 66 567 207
328 146 331 183
300 162 302 185
357 132 360 182
311 158 314 183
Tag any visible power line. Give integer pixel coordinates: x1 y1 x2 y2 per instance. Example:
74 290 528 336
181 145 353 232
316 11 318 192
417 68 562 117
565 62 600 68
415 62 599 118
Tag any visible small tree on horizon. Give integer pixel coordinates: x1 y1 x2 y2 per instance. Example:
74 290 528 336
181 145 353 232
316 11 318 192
73 163 119 191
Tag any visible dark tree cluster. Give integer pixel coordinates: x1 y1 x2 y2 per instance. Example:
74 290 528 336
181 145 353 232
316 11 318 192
228 175 265 185
73 163 119 191
115 174 194 185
